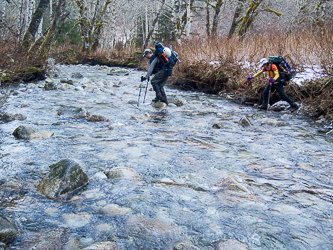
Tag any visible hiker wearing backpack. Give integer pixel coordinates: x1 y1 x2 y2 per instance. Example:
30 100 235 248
142 42 176 105
247 57 299 111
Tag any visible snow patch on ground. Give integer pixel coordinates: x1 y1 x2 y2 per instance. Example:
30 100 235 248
292 65 328 85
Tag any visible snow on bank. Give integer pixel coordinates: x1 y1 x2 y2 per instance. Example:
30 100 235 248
206 61 329 86
291 65 329 85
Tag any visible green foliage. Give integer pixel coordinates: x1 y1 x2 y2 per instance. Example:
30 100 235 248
54 20 82 45
154 7 174 41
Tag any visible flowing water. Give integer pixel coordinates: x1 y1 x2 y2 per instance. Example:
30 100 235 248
1 64 333 250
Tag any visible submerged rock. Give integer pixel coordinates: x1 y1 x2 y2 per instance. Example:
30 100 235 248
153 101 167 108
104 167 144 181
62 212 92 228
82 241 123 250
44 80 57 90
238 116 253 127
0 113 26 122
19 228 70 249
217 239 249 250
60 78 74 85
72 72 84 78
173 100 184 107
37 159 89 199
74 107 90 118
12 125 38 139
124 215 180 248
0 215 18 243
101 204 132 216
173 241 201 250
258 118 279 126
12 125 53 140
28 130 54 139
87 115 109 122
270 100 290 112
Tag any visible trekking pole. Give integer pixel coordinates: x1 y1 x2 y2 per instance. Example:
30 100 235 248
138 77 143 107
143 78 149 104
267 81 272 111
240 79 251 106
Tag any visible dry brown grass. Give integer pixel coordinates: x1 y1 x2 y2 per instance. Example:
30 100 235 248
164 25 333 119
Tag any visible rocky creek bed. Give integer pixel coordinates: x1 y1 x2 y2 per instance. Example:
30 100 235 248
0 64 333 249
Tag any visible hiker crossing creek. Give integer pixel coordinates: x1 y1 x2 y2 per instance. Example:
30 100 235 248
1 64 333 249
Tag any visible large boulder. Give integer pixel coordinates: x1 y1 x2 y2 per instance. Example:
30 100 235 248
12 125 38 139
0 215 18 243
37 159 89 199
12 125 53 140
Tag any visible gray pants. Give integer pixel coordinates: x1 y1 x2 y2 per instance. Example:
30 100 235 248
151 70 169 104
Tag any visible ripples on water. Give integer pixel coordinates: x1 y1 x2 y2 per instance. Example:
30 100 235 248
1 64 333 249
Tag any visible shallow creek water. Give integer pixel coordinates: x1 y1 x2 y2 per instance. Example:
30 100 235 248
1 64 333 249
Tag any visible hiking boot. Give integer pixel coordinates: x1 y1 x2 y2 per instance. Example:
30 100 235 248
152 96 163 103
290 103 299 112
257 104 268 110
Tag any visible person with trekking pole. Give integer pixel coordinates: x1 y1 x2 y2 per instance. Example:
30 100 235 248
247 58 299 111
141 42 176 105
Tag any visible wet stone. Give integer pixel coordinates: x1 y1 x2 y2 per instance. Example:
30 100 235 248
238 116 253 127
62 212 92 228
72 72 84 78
104 166 144 181
28 130 54 140
37 159 89 199
74 107 90 118
173 241 201 250
44 81 57 90
87 115 109 122
0 215 18 243
270 100 290 111
217 239 250 250
101 204 132 216
60 78 74 85
12 125 38 139
82 241 123 250
123 215 181 249
19 228 70 249
0 113 26 122
259 118 279 126
153 101 167 108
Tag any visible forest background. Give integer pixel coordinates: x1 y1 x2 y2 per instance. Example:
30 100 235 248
0 0 332 120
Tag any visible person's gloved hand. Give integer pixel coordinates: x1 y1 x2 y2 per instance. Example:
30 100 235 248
247 76 253 81
269 78 275 84
141 76 147 82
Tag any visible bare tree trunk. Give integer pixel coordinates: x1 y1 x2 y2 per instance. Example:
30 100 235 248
21 0 49 51
1 2 7 37
236 0 263 39
211 0 223 36
145 0 148 40
25 0 34 31
37 0 68 61
205 0 211 37
228 0 246 38
76 0 90 54
185 0 191 37
316 0 328 31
